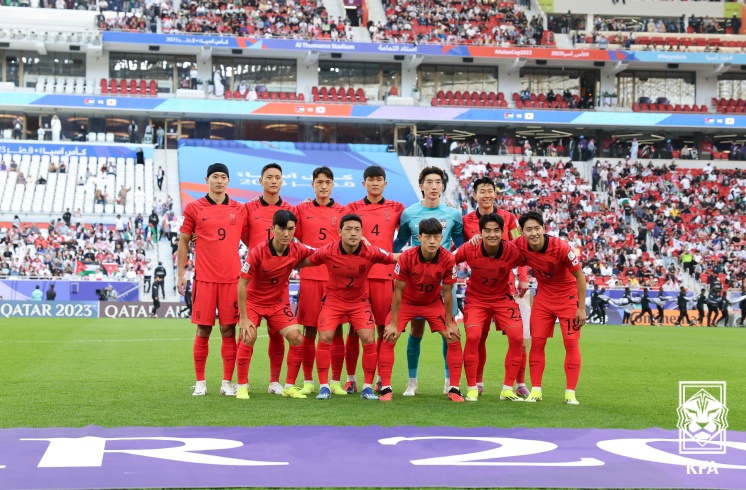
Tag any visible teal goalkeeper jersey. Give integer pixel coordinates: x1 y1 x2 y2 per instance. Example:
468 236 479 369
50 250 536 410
394 202 464 251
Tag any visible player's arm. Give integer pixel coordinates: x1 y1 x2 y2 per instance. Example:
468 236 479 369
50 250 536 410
176 232 192 295
384 280 406 342
443 283 460 341
516 265 529 297
452 214 465 247
388 252 402 263
237 277 256 343
571 268 587 326
392 213 412 252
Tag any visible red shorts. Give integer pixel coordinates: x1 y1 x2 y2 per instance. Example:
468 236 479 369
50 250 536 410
463 296 522 333
318 297 376 332
247 303 298 335
191 280 238 326
297 279 326 327
386 298 447 333
530 298 581 339
368 279 393 326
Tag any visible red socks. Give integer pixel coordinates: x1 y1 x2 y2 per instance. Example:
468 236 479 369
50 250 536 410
361 342 378 385
475 323 489 384
316 341 332 385
516 345 527 384
529 337 547 388
378 341 395 386
193 335 209 382
446 340 463 388
301 332 316 380
236 342 254 385
331 334 345 381
563 337 582 390
268 332 285 383
345 329 360 376
463 326 482 387
220 335 237 381
503 327 523 386
285 344 303 386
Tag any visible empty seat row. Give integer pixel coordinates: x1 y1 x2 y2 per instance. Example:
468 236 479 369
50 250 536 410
632 103 708 113
100 79 158 97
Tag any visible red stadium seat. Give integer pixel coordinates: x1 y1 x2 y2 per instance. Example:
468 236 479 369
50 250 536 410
149 80 157 96
100 78 108 95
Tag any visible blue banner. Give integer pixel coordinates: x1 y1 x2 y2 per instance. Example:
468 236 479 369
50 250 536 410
0 301 98 318
0 141 154 161
0 280 141 302
177 140 420 207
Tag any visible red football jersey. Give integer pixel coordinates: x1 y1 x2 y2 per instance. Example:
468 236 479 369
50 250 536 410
514 235 582 298
344 197 405 280
462 206 520 241
242 196 298 249
294 199 345 281
394 246 457 306
180 194 247 283
308 240 392 302
454 240 525 302
239 240 314 304
462 207 528 287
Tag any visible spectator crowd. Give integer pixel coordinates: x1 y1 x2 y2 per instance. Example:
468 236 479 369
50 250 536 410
451 155 746 291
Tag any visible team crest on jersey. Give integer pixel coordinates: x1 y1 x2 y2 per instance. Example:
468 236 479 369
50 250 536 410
331 216 337 227
440 219 448 229
229 214 236 225
435 272 442 281
547 262 556 272
499 267 507 276
384 211 391 221
359 265 367 274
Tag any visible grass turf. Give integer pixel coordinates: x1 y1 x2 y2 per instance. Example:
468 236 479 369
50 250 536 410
2 319 743 430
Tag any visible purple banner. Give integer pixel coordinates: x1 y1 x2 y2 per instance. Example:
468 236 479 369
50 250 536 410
0 426 743 489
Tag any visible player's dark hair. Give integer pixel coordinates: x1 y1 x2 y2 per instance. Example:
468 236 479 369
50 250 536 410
473 177 496 193
363 166 386 180
479 212 504 232
519 211 544 229
273 210 297 228
418 218 443 236
418 166 445 185
312 166 334 181
261 162 282 177
418 166 445 197
339 213 362 228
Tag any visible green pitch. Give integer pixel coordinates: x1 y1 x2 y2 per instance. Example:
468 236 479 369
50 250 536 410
2 319 743 430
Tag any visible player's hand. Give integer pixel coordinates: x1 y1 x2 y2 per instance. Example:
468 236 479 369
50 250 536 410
446 322 461 341
190 233 198 244
468 234 482 246
574 307 587 327
383 323 400 342
517 281 529 298
176 274 186 296
239 317 257 343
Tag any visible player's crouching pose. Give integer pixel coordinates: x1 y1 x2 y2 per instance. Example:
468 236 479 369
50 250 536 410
454 213 526 402
514 211 587 405
379 218 464 403
307 214 400 401
235 210 314 400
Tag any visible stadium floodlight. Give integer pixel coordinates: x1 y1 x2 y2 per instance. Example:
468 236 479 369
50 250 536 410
504 57 526 74
610 60 629 74
407 54 424 71
705 63 731 77
304 50 319 68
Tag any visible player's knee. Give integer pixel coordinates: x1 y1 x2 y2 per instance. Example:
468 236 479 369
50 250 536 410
303 327 317 338
531 337 547 351
465 326 482 343
196 325 212 338
318 332 334 344
562 337 580 352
